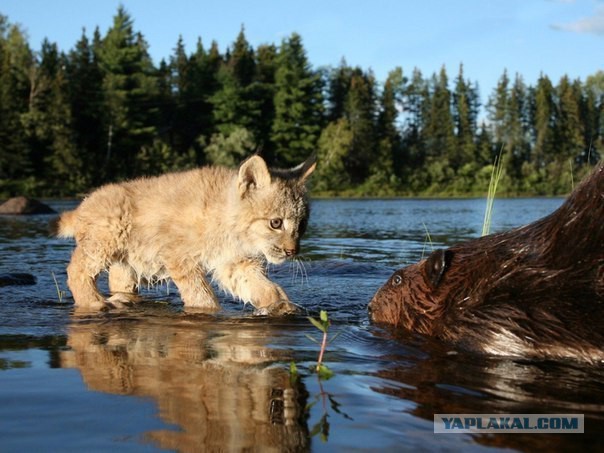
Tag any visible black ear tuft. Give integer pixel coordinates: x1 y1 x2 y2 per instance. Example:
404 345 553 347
424 249 453 289
291 153 317 183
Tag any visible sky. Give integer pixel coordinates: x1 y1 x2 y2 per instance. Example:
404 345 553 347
2 0 604 103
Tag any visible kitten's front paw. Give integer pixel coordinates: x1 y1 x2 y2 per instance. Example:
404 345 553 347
253 300 302 317
106 292 140 309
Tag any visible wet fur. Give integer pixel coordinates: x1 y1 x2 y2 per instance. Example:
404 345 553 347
369 163 604 362
56 155 316 311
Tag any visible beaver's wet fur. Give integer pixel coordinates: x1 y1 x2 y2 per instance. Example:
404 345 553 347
369 163 604 362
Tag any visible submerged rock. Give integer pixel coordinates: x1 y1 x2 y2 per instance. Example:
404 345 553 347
0 196 56 215
0 273 36 287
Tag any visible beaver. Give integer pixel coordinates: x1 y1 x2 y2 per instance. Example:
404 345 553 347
369 162 604 362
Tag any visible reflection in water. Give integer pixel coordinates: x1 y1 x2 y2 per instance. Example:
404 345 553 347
370 331 604 451
5 197 601 451
60 311 310 451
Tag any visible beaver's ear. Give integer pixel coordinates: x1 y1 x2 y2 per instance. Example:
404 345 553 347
423 249 453 289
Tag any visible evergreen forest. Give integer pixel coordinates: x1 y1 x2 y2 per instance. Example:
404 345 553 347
1 7 602 198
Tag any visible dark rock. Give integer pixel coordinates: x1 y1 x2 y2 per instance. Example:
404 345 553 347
0 273 37 287
0 197 56 215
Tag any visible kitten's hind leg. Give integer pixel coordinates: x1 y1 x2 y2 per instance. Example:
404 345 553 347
67 245 106 309
108 262 140 305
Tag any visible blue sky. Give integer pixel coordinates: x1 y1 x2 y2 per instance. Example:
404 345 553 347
2 0 603 103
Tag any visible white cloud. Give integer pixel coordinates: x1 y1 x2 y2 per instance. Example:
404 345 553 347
552 6 604 35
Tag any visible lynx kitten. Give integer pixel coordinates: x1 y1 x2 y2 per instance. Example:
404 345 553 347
56 154 316 312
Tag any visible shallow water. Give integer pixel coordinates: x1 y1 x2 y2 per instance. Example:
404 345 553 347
2 197 603 451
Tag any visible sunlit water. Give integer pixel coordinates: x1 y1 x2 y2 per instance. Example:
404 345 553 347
2 197 604 451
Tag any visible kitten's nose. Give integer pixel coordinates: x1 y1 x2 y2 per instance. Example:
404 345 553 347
284 248 297 257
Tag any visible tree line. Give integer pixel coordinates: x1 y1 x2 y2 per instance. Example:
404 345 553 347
1 7 602 198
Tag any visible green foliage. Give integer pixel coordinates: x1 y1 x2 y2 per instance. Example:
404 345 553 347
306 310 340 380
202 127 256 167
342 68 377 184
287 309 351 443
271 33 323 167
96 6 159 181
315 119 353 194
136 139 197 175
0 8 602 197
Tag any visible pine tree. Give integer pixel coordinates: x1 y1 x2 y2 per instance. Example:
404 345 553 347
315 118 353 193
166 35 218 161
584 71 604 163
19 39 55 180
573 77 598 166
65 28 105 186
187 38 220 162
43 51 85 195
452 64 478 171
554 75 584 162
487 70 510 152
374 67 405 185
422 67 456 171
0 19 32 193
401 68 427 177
168 36 190 153
531 74 556 168
96 6 159 180
229 26 255 86
210 29 263 149
475 122 495 166
327 59 352 122
505 74 531 181
253 43 277 161
271 33 323 166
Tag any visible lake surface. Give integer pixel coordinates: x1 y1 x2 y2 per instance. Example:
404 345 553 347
2 197 604 452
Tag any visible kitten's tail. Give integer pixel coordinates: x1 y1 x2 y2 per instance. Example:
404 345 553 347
49 210 77 238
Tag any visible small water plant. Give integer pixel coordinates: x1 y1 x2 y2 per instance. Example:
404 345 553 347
51 271 67 303
306 310 342 379
482 152 505 237
421 221 434 258
288 310 350 443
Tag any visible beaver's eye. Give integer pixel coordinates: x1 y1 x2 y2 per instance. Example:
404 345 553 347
392 274 403 286
270 218 283 230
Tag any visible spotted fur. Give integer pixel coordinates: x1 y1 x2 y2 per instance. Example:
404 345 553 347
56 154 316 311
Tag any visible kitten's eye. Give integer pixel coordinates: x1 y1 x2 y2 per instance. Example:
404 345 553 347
269 218 283 230
392 274 403 286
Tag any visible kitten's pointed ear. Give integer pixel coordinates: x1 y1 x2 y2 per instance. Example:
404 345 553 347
238 155 271 197
422 249 453 289
291 153 317 183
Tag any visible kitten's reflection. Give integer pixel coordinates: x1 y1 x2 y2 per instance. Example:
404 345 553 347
60 311 309 451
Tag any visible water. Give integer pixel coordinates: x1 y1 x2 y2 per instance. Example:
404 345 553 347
2 197 603 451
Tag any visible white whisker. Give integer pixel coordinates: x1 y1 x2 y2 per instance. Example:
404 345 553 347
290 256 309 286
